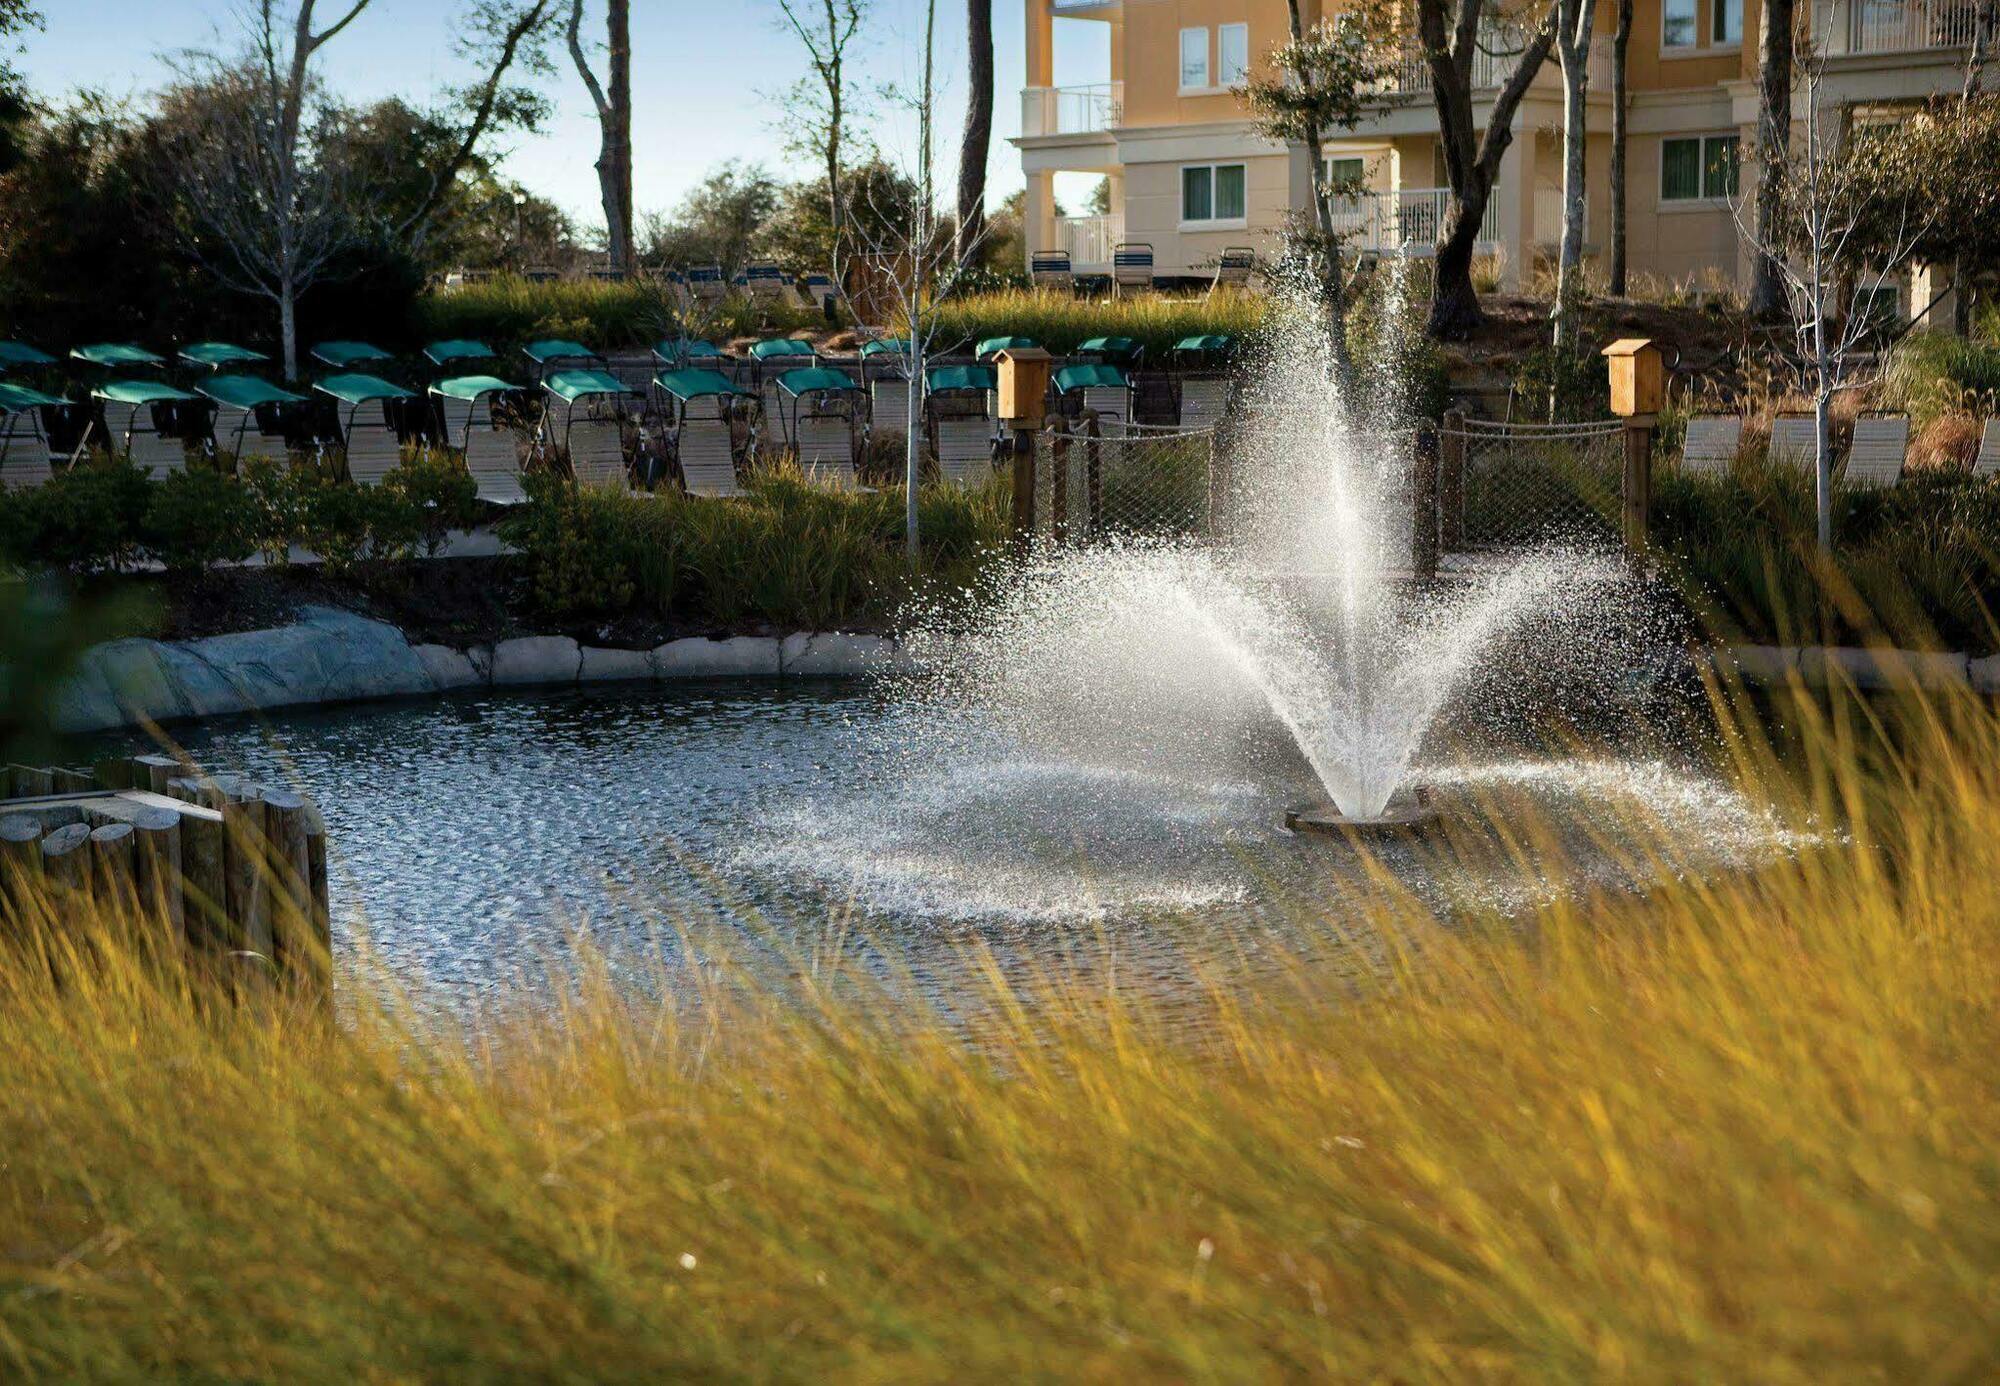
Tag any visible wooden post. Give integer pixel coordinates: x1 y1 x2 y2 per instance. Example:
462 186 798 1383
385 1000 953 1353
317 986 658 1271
8 765 53 799
1411 422 1441 583
134 754 183 795
222 793 272 962
88 822 137 911
51 768 92 793
304 805 331 970
1049 419 1070 542
1439 408 1466 553
1 814 42 914
1008 427 1036 553
129 804 185 937
92 758 136 791
1085 413 1103 538
261 788 314 984
1622 416 1655 560
40 822 91 895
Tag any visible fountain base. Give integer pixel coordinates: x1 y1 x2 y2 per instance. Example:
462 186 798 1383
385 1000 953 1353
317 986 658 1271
1285 787 1439 838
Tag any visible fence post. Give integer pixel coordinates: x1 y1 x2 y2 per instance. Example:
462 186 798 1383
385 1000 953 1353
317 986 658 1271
1622 415 1655 561
1439 408 1465 553
1411 422 1440 582
1085 413 1103 539
1049 417 1070 543
1008 425 1037 553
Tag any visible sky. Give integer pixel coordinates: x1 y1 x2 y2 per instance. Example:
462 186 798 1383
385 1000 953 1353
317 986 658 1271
12 0 1112 232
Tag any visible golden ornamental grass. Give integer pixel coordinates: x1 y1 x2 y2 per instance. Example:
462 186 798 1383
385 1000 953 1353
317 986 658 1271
1 675 1998 1379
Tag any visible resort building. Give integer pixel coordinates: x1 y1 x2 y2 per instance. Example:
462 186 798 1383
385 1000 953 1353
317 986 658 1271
1017 0 1977 304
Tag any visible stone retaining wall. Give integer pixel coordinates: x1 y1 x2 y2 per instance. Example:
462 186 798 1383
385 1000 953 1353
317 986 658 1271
53 607 900 734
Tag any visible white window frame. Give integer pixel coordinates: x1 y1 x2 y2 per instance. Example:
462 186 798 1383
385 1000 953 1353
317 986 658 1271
1659 132 1740 206
1661 0 1698 49
1711 0 1743 46
1218 23 1250 87
1180 162 1248 229
1179 27 1211 93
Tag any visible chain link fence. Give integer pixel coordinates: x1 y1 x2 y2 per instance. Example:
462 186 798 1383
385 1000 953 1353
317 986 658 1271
1031 420 1217 544
1442 417 1626 552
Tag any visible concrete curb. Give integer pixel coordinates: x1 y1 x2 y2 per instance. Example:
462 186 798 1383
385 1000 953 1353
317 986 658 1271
54 608 902 734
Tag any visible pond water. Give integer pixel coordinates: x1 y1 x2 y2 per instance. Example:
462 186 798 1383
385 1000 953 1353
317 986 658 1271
97 679 1799 1013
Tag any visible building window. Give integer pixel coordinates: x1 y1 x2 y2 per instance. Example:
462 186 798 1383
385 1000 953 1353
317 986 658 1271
1179 27 1210 89
1712 0 1742 43
1324 156 1365 191
1662 134 1739 201
1219 23 1250 85
1663 0 1697 47
1182 163 1247 223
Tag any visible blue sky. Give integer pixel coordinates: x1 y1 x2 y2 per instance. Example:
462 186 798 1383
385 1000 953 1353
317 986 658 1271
13 0 1111 229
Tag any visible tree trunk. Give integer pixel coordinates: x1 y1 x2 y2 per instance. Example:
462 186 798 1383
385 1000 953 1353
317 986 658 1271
1814 389 1832 552
955 0 993 264
1429 193 1491 339
608 0 632 273
1749 0 1794 317
279 280 299 384
906 346 923 562
1609 0 1631 294
1552 44 1589 356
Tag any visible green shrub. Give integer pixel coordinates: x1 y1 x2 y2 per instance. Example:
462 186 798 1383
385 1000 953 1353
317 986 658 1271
239 459 310 567
413 277 819 354
383 453 480 558
1511 344 1613 423
7 458 153 574
498 472 641 620
294 469 413 575
924 290 1267 361
1881 333 2000 426
140 466 259 576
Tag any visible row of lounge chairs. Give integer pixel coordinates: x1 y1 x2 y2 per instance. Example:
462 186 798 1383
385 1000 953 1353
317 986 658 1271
1029 245 1256 298
1679 413 2000 487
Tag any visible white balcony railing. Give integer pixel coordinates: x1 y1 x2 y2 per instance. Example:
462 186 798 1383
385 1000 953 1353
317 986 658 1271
1840 0 1983 53
1021 82 1123 137
1328 188 1499 254
1385 26 1611 95
1058 214 1121 266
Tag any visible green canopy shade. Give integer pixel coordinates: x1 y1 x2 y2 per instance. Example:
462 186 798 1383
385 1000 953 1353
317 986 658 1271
925 364 997 393
199 375 305 410
0 381 64 412
73 342 166 368
776 367 860 397
654 339 725 363
423 339 495 366
654 368 746 401
749 338 816 360
0 341 58 368
314 373 415 406
523 338 597 364
860 337 911 358
93 379 197 406
545 368 638 402
430 374 520 402
180 341 268 370
312 340 394 368
1078 335 1142 362
1053 363 1128 392
976 336 1040 360
1173 334 1234 353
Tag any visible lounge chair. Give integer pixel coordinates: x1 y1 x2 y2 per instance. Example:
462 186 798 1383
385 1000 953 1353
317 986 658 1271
1207 246 1255 297
1030 249 1074 295
94 381 197 478
1768 414 1819 471
656 368 750 497
1844 415 1908 489
775 367 865 487
686 263 729 308
199 375 304 461
0 382 63 490
542 370 641 490
801 272 840 315
1054 363 1131 434
179 342 268 373
933 419 993 488
871 377 914 439
742 261 806 310
1112 242 1154 297
1975 418 2000 478
316 374 417 487
1680 415 1742 476
1177 378 1232 431
431 376 527 505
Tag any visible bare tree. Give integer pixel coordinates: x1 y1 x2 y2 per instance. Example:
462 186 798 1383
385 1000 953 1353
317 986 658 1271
1608 0 1631 294
775 0 871 285
1733 17 1929 553
1747 0 1793 317
1549 0 1595 355
567 0 633 274
1415 0 1559 338
954 0 992 265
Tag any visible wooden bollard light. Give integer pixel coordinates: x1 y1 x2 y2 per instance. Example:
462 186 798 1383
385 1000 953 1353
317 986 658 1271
1602 338 1661 559
996 346 1053 550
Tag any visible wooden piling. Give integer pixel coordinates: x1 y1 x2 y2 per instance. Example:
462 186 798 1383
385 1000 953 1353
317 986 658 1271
40 822 91 895
222 791 272 961
8 765 53 799
260 787 314 981
88 822 137 910
51 767 92 793
1008 427 1036 553
1 814 42 912
133 754 183 795
129 804 185 936
304 805 330 963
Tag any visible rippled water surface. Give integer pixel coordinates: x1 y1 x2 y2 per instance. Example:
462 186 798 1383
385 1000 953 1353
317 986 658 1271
97 679 1803 1010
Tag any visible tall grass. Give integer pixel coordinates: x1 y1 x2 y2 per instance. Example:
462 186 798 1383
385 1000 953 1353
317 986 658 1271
412 278 821 352
925 289 1268 359
5 671 2000 1375
1881 331 2000 429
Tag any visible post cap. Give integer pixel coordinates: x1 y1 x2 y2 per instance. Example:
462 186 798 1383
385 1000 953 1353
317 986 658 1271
1601 337 1656 358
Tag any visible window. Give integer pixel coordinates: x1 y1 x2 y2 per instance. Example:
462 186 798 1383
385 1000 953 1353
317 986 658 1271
1712 0 1742 44
1663 0 1697 47
1325 156 1365 191
1182 163 1247 223
1219 23 1250 85
1661 134 1739 201
1179 27 1210 90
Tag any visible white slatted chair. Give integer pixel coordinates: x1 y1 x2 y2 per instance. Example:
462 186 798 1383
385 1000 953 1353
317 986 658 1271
1208 246 1255 297
567 418 630 489
0 411 54 491
871 378 913 438
1768 415 1818 471
443 397 527 505
795 415 857 487
687 265 729 308
1974 418 2000 478
1030 249 1074 294
1178 378 1231 431
1680 415 1741 476
677 419 742 497
1082 387 1130 434
343 414 405 487
1112 242 1154 298
1844 415 1908 489
934 418 993 488
106 403 187 478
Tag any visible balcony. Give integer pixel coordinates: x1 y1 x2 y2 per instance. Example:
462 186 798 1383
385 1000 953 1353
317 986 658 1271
1051 0 1120 12
1836 0 1982 53
1021 82 1123 138
1057 214 1122 267
1328 187 1500 254
1384 26 1611 96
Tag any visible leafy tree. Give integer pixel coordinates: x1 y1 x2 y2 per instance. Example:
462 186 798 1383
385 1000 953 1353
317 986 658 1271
639 162 781 276
758 159 919 275
773 0 872 286
953 0 992 265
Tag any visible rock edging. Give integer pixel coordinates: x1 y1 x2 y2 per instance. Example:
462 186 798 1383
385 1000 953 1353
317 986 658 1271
1708 644 2000 693
54 607 901 734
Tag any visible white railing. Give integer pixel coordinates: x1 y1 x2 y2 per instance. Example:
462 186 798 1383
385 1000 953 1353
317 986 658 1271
1842 0 1982 53
1385 27 1611 93
1021 82 1123 137
1058 214 1121 266
1328 188 1499 254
